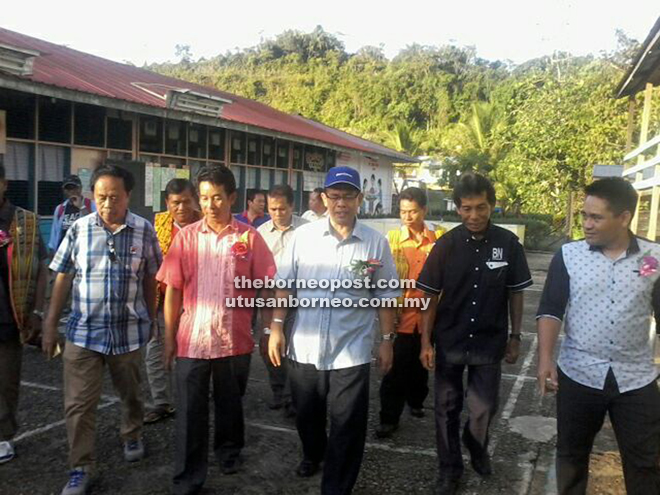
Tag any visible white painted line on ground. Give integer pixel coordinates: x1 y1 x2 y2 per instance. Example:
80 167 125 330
489 334 539 457
502 373 537 383
247 421 437 457
517 461 536 495
14 401 117 444
21 381 60 391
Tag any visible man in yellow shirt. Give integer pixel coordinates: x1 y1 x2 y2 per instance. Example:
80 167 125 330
376 187 444 438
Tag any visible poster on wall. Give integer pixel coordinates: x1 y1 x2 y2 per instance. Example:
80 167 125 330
359 158 386 217
175 168 190 180
145 164 153 207
77 168 92 195
152 166 162 212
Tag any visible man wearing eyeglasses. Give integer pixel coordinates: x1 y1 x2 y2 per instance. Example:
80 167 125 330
44 164 162 495
269 166 400 494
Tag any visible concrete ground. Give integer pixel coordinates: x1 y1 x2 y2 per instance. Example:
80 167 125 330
1 251 629 494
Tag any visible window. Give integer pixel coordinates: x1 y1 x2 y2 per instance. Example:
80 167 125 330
276 140 290 169
4 142 33 210
139 117 163 153
74 103 105 147
39 97 71 143
262 136 274 167
165 120 186 156
37 145 68 215
0 89 35 139
107 116 132 150
188 124 207 159
247 134 261 165
208 128 225 161
293 144 304 170
230 131 246 164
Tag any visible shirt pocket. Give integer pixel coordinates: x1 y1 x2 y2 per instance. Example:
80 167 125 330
485 263 508 287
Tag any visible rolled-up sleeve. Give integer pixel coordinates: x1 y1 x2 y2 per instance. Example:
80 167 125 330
156 233 185 290
536 249 570 322
506 238 533 292
49 223 77 274
251 230 277 281
417 239 445 296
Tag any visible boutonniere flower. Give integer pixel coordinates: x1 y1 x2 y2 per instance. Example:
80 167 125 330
0 230 12 248
637 251 659 277
231 231 250 259
350 258 382 277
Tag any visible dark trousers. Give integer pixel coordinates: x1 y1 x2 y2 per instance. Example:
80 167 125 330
557 368 660 495
434 362 501 478
172 354 251 495
264 356 291 401
288 360 370 495
0 337 22 441
379 332 428 425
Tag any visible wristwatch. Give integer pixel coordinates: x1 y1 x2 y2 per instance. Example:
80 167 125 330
32 309 44 320
381 332 396 342
509 333 522 341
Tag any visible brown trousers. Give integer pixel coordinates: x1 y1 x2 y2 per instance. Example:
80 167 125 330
0 338 22 441
63 343 144 470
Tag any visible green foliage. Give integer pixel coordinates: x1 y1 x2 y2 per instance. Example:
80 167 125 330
147 27 642 227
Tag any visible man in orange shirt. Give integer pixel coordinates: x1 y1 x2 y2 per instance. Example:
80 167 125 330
376 187 444 438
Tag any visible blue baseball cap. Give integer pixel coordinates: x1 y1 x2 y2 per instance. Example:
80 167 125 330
324 166 361 191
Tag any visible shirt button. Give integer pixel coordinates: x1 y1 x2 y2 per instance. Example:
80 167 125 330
476 249 479 253
473 284 478 288
475 267 479 271
472 301 476 305
469 334 474 338
470 318 475 322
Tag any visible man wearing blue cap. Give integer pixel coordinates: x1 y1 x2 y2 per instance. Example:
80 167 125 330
268 166 401 494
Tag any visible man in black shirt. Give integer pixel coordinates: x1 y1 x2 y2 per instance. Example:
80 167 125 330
417 173 532 495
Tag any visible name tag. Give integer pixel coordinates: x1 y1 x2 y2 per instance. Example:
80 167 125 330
486 261 508 269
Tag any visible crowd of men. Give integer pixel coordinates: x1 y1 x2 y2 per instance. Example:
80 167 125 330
0 161 658 495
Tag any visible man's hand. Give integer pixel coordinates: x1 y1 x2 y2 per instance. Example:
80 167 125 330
378 340 393 375
537 358 558 396
268 327 285 367
420 341 435 371
504 337 521 364
164 335 177 371
42 316 59 359
26 313 43 344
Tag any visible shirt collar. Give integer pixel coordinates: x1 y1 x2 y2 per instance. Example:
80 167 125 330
588 230 640 256
459 221 493 241
400 223 435 243
200 217 239 235
322 216 364 241
94 210 136 230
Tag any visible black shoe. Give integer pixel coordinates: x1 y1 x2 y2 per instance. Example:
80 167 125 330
469 453 492 477
462 431 492 476
410 407 425 418
296 459 320 478
375 423 398 439
221 456 242 475
435 476 460 495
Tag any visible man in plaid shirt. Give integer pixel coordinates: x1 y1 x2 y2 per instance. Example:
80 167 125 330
43 164 162 495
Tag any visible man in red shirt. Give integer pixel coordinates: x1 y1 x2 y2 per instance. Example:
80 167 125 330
158 166 276 495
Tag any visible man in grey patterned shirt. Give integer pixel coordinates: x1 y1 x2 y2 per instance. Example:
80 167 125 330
537 177 660 495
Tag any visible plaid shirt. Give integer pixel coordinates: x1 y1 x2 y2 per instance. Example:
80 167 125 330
50 211 162 354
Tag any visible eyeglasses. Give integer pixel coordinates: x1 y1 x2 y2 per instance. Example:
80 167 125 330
325 193 359 202
107 238 119 263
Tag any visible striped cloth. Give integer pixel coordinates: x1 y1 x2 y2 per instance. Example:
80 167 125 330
50 211 162 354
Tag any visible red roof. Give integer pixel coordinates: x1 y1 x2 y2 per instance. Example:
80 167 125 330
0 27 414 162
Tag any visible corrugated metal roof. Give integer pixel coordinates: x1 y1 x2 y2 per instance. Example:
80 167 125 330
0 27 415 163
616 16 660 98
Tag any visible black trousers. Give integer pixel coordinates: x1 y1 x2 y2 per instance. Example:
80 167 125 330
288 360 370 495
434 362 501 478
557 368 660 495
379 332 428 425
172 354 251 495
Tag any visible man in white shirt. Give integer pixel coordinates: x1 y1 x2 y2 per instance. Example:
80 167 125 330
301 187 327 221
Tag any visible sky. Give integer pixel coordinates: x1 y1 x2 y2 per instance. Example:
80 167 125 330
4 1 659 66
